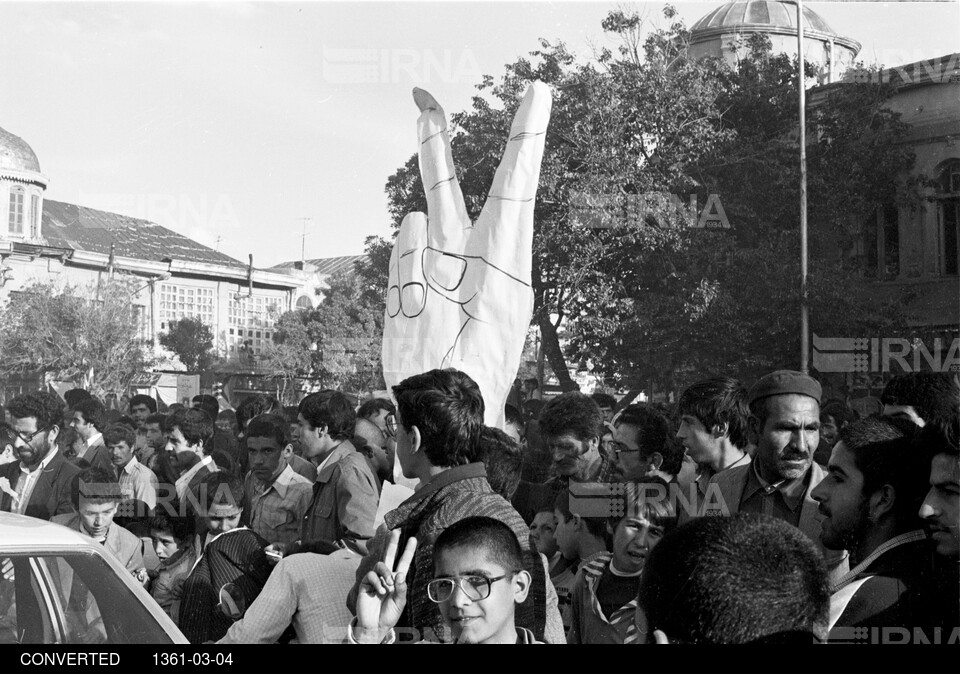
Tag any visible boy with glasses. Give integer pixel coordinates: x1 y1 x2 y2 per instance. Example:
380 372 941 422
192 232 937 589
351 516 538 643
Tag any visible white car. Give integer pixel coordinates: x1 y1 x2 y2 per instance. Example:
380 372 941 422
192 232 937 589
0 512 188 644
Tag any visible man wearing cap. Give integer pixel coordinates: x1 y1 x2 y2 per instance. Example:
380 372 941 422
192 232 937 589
705 370 849 583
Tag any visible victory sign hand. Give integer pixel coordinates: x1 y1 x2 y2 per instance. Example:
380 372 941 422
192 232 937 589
355 529 417 643
382 83 552 427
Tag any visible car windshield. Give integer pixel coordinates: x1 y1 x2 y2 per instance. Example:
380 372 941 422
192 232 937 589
0 551 176 645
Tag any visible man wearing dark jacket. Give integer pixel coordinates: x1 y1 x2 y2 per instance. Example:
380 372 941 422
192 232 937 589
346 368 563 643
1 391 80 520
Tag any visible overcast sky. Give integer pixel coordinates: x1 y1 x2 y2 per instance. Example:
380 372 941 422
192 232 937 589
2 1 957 268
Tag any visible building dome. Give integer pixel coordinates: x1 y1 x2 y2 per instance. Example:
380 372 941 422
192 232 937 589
0 126 41 174
688 1 860 83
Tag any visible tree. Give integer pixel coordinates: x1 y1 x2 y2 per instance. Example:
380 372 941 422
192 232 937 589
159 316 215 371
264 266 385 398
380 7 919 395
0 277 154 396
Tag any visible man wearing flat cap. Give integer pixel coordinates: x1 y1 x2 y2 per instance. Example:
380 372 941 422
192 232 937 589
704 370 849 583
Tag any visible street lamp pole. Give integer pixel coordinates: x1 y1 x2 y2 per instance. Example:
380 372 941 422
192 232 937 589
797 0 810 374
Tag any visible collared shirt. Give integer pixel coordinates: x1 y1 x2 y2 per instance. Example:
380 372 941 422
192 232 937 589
175 454 215 502
77 432 103 459
16 447 60 515
219 548 360 644
300 441 379 553
244 464 313 546
738 460 808 527
830 529 928 594
567 552 640 644
118 457 159 510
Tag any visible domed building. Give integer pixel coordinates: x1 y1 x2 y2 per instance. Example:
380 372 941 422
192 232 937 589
0 124 302 401
0 126 48 243
687 1 860 84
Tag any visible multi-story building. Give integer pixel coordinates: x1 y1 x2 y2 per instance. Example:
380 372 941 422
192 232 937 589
0 125 303 391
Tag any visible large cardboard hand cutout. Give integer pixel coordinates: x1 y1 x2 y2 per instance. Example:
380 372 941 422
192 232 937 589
383 83 552 427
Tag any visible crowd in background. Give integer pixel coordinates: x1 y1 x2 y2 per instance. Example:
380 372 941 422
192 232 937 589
0 367 957 644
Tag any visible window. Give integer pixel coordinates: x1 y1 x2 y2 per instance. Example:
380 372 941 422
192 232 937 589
8 187 24 234
862 204 900 279
29 194 39 238
159 284 215 324
227 293 282 358
936 160 960 276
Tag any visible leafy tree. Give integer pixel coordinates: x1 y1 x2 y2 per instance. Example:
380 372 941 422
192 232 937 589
0 277 154 396
265 267 385 398
380 6 919 396
159 316 215 371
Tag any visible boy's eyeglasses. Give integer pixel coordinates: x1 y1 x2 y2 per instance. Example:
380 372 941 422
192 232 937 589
426 574 513 603
385 415 398 436
612 441 640 457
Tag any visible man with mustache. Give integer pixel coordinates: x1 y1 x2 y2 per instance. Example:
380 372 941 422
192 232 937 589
706 370 849 584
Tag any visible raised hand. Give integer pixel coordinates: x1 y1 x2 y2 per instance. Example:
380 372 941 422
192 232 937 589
354 529 417 643
383 83 552 427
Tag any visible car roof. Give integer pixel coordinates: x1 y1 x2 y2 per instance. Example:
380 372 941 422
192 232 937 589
0 512 97 548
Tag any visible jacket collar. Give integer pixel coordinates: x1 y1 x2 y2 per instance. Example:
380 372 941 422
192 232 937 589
316 440 357 484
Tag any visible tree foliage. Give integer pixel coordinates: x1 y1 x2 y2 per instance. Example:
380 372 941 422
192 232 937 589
159 316 215 371
0 277 154 396
378 7 919 394
264 266 385 400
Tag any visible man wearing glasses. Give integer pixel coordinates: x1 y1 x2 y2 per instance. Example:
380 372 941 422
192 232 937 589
609 405 674 483
0 391 80 520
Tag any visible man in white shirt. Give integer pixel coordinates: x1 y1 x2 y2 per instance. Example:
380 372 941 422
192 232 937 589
71 398 112 473
106 422 159 513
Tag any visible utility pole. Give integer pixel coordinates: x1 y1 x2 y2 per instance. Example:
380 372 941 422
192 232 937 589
798 0 809 374
296 218 312 265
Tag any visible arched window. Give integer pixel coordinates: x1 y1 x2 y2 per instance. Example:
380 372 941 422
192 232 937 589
296 295 313 310
8 186 24 234
936 159 960 276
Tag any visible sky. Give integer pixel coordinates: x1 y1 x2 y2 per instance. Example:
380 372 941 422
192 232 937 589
1 1 958 269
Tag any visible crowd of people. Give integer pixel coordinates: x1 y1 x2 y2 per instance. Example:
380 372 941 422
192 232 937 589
0 367 957 644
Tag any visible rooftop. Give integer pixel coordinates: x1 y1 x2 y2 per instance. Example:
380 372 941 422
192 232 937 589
0 126 41 174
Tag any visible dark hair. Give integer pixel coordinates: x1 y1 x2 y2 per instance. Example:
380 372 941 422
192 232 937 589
392 369 484 468
555 488 609 545
192 394 220 423
236 394 281 430
245 413 291 448
57 426 81 454
148 514 195 543
357 398 396 420
820 399 858 427
217 408 238 427
523 378 538 390
72 466 123 508
539 392 603 442
282 406 299 424
478 427 523 500
920 415 959 460
615 478 679 533
504 404 524 433
198 472 244 511
145 413 166 427
167 408 214 453
64 388 92 409
103 423 137 449
881 372 959 427
129 394 158 414
6 391 65 430
615 404 671 459
522 399 544 420
298 390 357 440
434 516 524 575
73 398 106 432
591 392 617 410
677 377 751 449
639 514 830 644
838 416 927 530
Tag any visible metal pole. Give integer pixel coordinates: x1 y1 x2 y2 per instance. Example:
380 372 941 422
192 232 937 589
797 0 809 374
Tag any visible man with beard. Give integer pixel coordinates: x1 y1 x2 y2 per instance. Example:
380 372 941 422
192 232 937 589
810 417 932 635
706 370 848 584
0 392 80 520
